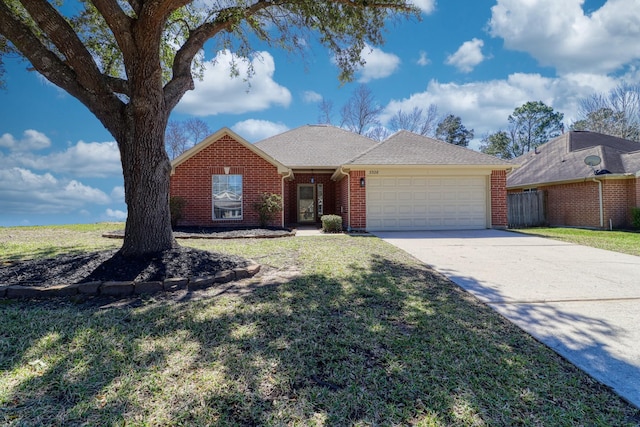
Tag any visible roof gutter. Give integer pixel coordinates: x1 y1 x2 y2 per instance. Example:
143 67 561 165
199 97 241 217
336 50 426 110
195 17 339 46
508 172 634 190
331 166 350 181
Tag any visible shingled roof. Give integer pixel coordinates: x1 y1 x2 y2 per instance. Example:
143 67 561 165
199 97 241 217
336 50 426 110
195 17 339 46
346 130 513 167
507 131 640 188
254 124 377 168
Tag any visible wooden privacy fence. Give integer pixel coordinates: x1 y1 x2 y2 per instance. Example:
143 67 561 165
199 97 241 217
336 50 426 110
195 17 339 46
508 191 546 228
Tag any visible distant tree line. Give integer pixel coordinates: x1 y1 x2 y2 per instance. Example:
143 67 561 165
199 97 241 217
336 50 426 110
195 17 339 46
570 83 640 141
319 85 474 147
318 83 640 160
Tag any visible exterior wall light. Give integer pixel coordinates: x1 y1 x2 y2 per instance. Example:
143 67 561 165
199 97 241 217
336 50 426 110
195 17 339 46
360 177 365 187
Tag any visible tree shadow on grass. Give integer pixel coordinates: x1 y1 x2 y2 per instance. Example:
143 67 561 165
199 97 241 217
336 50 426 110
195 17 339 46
1 250 639 425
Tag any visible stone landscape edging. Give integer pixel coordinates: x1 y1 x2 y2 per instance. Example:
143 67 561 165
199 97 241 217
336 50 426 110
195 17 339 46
0 263 261 300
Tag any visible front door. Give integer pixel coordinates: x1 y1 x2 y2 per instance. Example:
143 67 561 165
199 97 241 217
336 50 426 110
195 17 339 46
297 184 316 222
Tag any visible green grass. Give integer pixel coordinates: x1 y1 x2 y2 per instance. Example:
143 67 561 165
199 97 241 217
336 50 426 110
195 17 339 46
513 227 640 257
1 226 639 425
0 223 123 262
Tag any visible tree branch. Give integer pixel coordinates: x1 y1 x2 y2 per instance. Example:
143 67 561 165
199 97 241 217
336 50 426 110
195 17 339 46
18 0 111 96
0 1 83 97
105 75 130 95
126 0 142 16
165 0 417 110
0 0 125 134
164 1 276 109
90 0 134 51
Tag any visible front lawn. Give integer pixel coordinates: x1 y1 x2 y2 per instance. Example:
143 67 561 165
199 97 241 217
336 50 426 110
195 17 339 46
1 225 639 425
513 227 640 257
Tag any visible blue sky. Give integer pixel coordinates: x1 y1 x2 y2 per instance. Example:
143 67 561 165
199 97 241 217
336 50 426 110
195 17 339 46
1 0 639 226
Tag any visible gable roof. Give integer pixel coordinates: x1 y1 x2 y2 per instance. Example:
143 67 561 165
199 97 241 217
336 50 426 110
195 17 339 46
346 130 513 167
507 131 640 188
254 124 378 168
171 127 290 175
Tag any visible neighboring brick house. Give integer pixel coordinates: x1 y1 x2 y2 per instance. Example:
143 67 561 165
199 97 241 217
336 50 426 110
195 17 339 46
170 125 513 231
507 131 640 229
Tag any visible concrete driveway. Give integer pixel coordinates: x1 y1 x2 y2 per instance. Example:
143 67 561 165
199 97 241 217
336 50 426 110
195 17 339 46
374 229 640 408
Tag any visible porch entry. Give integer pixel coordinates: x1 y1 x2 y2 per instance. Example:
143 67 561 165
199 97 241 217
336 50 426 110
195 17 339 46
297 183 324 222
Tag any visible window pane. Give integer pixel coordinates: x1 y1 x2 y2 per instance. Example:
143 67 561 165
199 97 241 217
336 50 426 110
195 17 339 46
212 175 242 219
300 186 314 199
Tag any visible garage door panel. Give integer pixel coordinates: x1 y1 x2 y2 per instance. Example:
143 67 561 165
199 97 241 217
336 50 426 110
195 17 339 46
367 175 487 231
414 205 427 214
398 192 412 201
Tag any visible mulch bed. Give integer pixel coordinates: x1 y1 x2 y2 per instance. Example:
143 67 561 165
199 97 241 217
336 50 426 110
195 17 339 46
0 247 250 288
0 228 292 289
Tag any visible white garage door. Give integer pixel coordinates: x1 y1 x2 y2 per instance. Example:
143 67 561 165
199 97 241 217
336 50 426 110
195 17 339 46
366 176 487 230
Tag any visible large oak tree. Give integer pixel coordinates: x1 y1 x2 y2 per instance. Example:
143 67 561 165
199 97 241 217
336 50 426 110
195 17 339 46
0 0 417 256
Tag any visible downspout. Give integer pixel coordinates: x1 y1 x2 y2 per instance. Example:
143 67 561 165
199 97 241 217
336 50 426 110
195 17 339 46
347 170 351 232
334 166 351 231
591 178 604 228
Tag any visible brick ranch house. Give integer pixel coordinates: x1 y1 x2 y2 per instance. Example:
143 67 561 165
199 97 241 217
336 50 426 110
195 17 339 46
507 131 640 229
170 125 514 231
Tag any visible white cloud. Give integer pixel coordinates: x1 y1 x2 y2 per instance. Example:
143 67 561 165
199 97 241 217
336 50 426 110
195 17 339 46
380 72 621 147
302 90 323 103
105 208 127 220
445 38 486 73
409 0 436 14
357 45 401 82
489 0 640 74
176 50 292 116
14 140 122 178
232 119 289 142
110 186 125 202
0 129 51 152
417 51 430 66
0 167 110 214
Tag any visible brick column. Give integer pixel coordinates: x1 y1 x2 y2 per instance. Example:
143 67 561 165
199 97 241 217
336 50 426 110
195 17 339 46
491 170 508 228
350 171 367 230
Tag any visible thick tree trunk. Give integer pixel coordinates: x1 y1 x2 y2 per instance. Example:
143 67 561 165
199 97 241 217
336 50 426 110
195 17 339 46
113 18 179 257
118 115 177 257
118 117 177 256
116 54 178 257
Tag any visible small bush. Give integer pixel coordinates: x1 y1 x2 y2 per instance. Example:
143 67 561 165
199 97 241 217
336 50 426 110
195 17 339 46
631 207 640 229
169 196 187 228
253 193 283 227
321 215 343 233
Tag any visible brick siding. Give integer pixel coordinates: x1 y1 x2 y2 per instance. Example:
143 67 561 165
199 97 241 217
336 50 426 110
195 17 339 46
349 170 367 230
508 177 638 229
172 134 512 231
490 170 508 228
170 134 283 227
602 179 636 228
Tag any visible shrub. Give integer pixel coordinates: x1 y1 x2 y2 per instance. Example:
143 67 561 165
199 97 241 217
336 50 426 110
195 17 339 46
169 196 187 228
253 193 283 227
631 207 640 229
321 215 342 233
